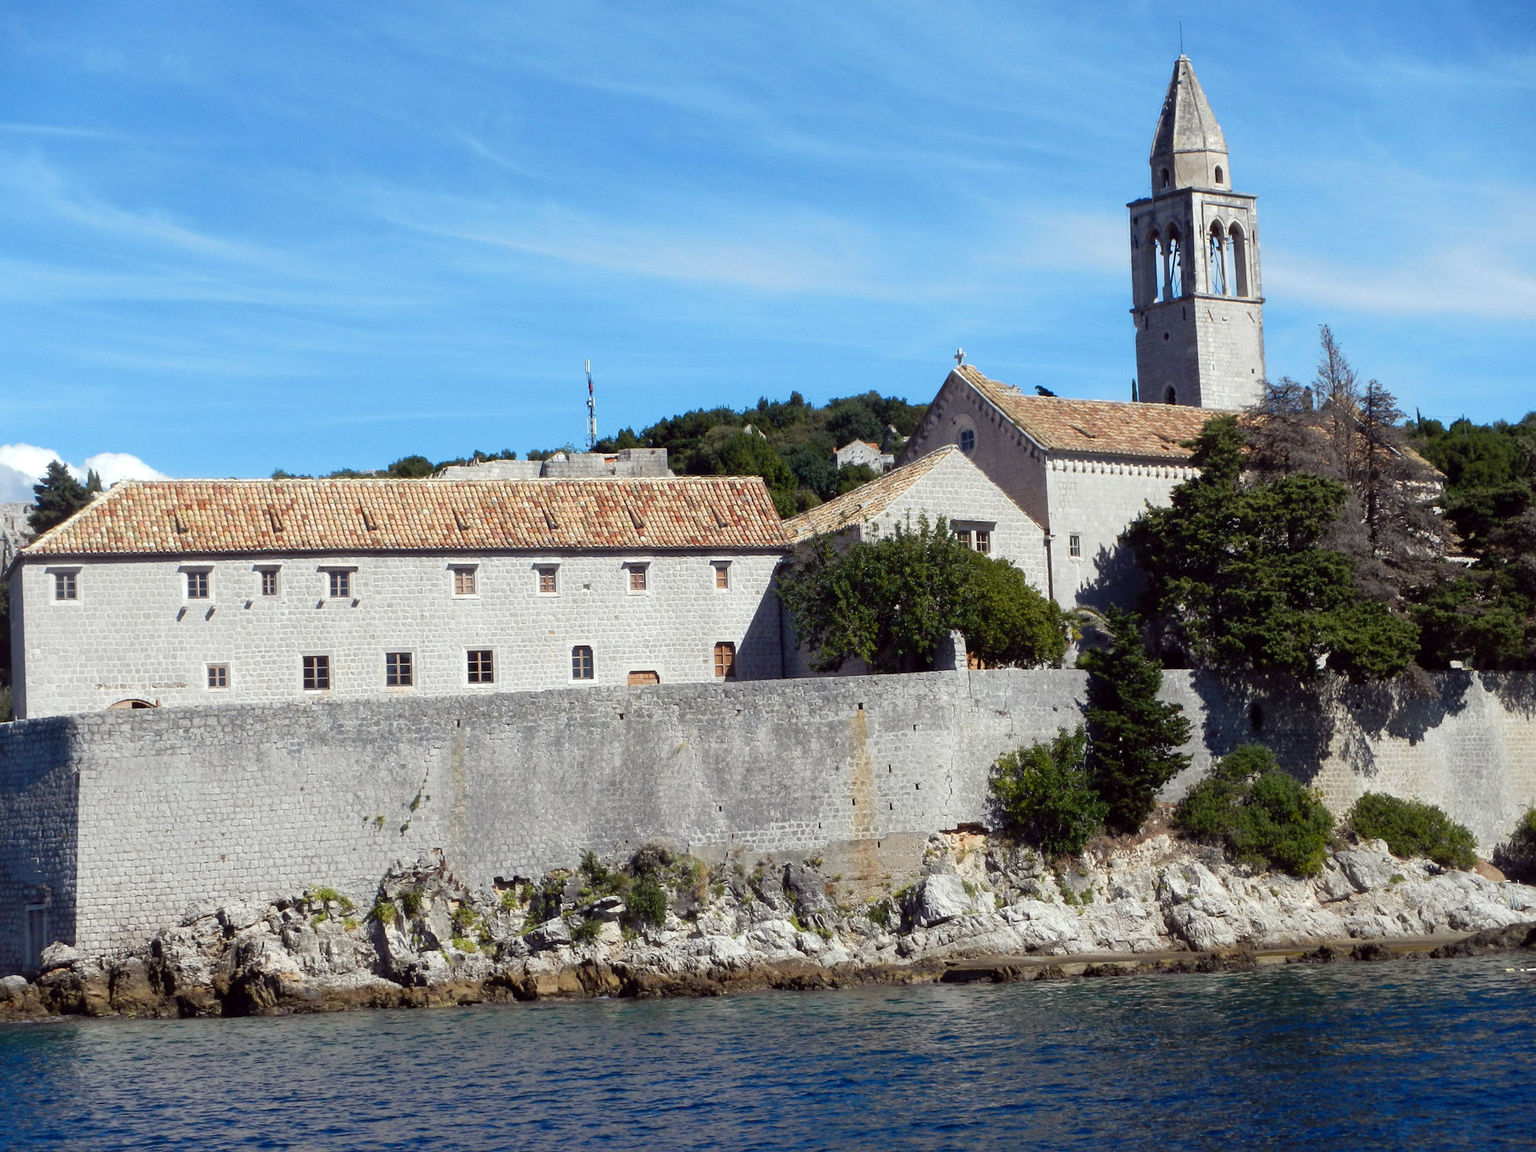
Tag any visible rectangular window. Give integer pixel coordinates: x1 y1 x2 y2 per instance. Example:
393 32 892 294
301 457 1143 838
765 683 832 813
385 651 413 687
975 530 991 555
955 529 972 549
627 564 648 593
53 571 78 601
207 664 229 690
467 649 495 684
452 566 477 596
327 570 351 599
571 645 594 681
714 641 737 679
186 570 210 600
1068 533 1082 559
302 654 331 691
713 562 730 590
537 566 558 595
259 568 279 597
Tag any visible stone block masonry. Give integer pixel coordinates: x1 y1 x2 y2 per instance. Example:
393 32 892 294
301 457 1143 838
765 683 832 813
2 668 1534 973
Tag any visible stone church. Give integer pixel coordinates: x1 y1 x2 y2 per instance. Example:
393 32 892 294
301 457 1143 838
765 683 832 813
896 55 1264 607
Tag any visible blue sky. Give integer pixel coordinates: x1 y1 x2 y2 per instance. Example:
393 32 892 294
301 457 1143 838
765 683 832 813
1 1 1533 494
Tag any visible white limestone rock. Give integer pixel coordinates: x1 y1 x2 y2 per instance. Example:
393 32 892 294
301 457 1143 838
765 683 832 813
909 873 984 929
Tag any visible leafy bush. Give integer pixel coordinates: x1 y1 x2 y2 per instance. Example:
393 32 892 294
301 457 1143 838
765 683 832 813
571 917 603 944
989 727 1107 858
1348 792 1477 870
1174 745 1334 876
625 878 668 928
1494 808 1536 883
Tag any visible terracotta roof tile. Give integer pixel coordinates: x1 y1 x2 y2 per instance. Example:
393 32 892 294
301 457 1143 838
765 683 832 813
955 365 1224 459
22 477 789 558
783 447 958 543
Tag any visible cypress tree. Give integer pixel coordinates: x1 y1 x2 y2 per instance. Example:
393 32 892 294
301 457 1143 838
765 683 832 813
1081 607 1192 834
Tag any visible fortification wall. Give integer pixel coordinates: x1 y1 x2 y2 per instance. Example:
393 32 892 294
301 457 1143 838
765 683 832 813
2 668 1534 969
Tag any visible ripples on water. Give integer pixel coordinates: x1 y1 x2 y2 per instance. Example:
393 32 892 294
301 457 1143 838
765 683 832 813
4 955 1536 1150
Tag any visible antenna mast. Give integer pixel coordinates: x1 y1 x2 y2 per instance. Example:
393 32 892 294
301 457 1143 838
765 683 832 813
585 359 597 451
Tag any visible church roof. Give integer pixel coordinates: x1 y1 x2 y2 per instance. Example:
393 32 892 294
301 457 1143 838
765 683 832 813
1150 55 1227 168
21 476 789 558
782 446 959 544
954 366 1223 460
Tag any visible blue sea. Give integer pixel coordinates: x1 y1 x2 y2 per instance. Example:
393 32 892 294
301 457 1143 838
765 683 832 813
4 954 1535 1150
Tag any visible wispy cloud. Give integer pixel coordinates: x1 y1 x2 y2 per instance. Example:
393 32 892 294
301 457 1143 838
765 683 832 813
0 444 167 502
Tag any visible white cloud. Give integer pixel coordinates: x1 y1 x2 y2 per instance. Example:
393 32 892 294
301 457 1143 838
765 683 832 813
0 444 166 503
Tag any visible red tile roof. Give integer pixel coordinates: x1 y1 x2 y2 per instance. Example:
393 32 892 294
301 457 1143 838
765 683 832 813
783 447 958 543
22 476 789 558
955 365 1224 459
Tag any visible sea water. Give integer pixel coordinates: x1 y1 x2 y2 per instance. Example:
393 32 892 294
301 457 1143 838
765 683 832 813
4 954 1535 1150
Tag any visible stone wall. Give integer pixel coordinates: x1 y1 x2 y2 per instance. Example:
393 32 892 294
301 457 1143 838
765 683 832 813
2 667 1534 973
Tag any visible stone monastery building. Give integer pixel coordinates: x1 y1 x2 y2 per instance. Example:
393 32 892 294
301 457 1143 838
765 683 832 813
896 55 1265 607
6 56 1267 717
9 476 789 718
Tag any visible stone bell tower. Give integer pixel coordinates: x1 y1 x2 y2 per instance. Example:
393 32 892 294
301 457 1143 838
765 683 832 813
1128 56 1265 409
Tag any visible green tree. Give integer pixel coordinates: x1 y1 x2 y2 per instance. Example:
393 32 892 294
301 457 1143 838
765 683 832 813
1175 745 1334 876
1346 792 1477 870
989 727 1107 857
1080 607 1191 834
387 455 436 478
778 518 1064 673
1127 416 1418 681
27 460 94 536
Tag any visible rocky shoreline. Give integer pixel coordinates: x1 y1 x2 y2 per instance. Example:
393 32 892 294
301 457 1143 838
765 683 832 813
6 828 1536 1021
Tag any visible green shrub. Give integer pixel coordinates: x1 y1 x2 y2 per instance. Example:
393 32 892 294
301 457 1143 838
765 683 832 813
625 878 668 928
369 899 397 925
571 917 603 944
398 890 423 917
1174 745 1334 876
989 727 1108 858
1494 808 1536 883
579 851 612 890
1348 792 1477 870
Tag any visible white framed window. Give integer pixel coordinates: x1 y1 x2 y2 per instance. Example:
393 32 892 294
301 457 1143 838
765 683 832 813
257 566 280 596
183 567 212 600
626 563 649 594
571 645 594 680
451 565 478 597
712 561 731 590
536 565 559 595
953 522 994 555
385 651 413 687
467 649 495 684
207 664 229 690
1068 533 1082 559
302 654 331 691
51 569 80 601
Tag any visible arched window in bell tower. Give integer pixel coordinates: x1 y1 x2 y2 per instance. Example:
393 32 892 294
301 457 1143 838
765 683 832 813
1166 226 1184 298
1214 165 1224 185
1146 229 1163 304
1164 386 1178 405
1159 167 1171 190
1229 224 1250 297
1208 221 1228 296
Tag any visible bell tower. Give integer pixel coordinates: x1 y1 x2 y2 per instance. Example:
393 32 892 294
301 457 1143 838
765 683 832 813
1128 56 1265 409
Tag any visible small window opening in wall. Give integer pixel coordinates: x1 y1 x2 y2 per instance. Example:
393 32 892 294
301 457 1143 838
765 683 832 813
958 428 976 454
1165 386 1178 405
467 649 495 685
207 664 229 690
186 570 210 600
974 529 990 555
627 564 648 593
713 562 730 590
302 654 331 691
537 565 558 594
955 528 972 549
452 566 477 596
53 571 78 601
1160 167 1170 188
1214 165 1224 184
1068 533 1082 559
572 645 594 681
259 568 279 596
713 641 737 679
1249 702 1265 732
386 651 413 688
327 570 351 599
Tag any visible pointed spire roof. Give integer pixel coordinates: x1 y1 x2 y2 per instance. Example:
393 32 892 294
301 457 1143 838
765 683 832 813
1148 56 1230 193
